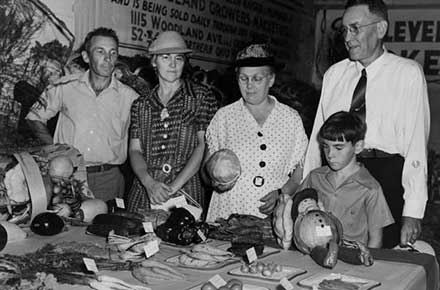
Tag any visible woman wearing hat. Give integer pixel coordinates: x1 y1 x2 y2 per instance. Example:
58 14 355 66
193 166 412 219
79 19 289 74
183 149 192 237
127 31 218 212
205 44 308 221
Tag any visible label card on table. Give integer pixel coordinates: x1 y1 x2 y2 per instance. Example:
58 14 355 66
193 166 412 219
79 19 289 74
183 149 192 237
209 274 227 288
197 229 207 242
115 198 125 209
144 240 160 258
246 247 258 264
280 277 294 290
143 222 154 233
316 225 332 237
83 258 99 273
174 195 188 208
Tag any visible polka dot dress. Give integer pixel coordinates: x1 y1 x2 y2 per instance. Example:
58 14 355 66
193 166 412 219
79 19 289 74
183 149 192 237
205 96 308 221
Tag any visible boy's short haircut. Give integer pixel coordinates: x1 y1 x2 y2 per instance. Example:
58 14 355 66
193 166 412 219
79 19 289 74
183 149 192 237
318 111 367 144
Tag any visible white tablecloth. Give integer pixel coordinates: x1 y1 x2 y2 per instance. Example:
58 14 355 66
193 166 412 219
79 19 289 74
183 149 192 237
1 226 427 290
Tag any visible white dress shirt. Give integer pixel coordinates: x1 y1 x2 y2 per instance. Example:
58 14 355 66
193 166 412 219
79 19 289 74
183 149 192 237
27 71 139 165
304 50 430 219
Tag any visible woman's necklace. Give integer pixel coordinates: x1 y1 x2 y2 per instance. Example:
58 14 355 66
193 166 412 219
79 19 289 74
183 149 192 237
160 107 170 121
158 80 180 121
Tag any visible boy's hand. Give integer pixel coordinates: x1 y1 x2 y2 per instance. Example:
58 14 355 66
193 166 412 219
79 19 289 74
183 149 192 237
259 190 280 215
400 216 422 246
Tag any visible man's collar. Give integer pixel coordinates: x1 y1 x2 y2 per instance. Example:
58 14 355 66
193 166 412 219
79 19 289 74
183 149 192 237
355 46 390 74
79 70 120 93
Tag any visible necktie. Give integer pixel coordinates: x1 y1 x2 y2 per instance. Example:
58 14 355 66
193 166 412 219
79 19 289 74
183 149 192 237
350 68 367 121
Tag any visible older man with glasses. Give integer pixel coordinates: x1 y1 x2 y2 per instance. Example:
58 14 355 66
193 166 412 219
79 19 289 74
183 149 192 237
304 0 430 248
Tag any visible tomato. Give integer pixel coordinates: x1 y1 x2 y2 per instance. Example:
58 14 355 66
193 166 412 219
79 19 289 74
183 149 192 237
262 268 273 277
52 185 62 195
249 264 258 273
240 264 249 273
226 279 243 288
256 262 265 272
230 285 243 290
201 282 216 290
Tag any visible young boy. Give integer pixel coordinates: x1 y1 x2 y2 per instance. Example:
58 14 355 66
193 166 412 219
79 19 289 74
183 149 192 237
299 111 394 248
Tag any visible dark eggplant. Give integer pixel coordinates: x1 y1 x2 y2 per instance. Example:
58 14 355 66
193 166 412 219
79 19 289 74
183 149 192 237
88 213 145 237
167 226 196 245
166 208 195 228
31 212 65 236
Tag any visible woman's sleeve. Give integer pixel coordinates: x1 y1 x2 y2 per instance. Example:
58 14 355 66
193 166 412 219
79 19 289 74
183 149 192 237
288 109 309 172
129 98 140 139
196 86 219 132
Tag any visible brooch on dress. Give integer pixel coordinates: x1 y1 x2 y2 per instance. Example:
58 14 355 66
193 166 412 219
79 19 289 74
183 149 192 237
160 108 170 121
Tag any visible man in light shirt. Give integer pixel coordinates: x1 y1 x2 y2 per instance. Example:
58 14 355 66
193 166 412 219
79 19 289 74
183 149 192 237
27 27 139 201
304 0 430 248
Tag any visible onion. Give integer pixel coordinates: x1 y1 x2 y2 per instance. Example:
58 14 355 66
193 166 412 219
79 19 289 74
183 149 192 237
52 203 72 218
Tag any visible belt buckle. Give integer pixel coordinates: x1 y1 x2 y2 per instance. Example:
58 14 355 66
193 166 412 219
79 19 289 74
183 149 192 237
162 163 172 174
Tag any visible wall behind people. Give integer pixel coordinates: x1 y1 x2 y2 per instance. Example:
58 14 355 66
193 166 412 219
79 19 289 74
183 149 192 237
61 0 315 83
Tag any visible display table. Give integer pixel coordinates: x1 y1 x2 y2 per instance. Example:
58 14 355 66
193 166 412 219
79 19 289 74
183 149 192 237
1 226 435 290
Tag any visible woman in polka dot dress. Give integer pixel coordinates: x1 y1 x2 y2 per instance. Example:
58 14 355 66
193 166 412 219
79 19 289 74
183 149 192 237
205 44 308 221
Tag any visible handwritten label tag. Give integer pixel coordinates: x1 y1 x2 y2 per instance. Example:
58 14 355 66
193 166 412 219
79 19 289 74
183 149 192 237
197 229 207 242
143 222 154 233
115 198 125 209
280 277 294 290
246 247 258 264
144 240 160 258
316 225 332 237
209 274 226 288
83 258 98 273
174 195 188 208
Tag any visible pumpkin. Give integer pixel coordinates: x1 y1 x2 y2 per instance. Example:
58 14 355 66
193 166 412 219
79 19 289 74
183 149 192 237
293 210 343 254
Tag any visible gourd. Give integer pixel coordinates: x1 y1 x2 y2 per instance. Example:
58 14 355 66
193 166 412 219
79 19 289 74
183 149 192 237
0 221 27 251
273 193 293 250
77 198 108 223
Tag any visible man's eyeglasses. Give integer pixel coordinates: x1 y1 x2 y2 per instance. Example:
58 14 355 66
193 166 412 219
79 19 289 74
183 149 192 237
237 73 271 85
339 20 382 37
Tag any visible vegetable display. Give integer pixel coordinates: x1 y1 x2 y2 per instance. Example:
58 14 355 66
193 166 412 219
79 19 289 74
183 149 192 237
273 188 374 268
155 208 209 246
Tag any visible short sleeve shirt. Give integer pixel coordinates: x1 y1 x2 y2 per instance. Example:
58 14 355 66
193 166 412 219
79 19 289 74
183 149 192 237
300 165 395 244
26 71 139 165
205 96 308 221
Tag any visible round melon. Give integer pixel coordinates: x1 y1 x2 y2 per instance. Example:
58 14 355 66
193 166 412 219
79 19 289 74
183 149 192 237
78 199 108 223
48 155 74 181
